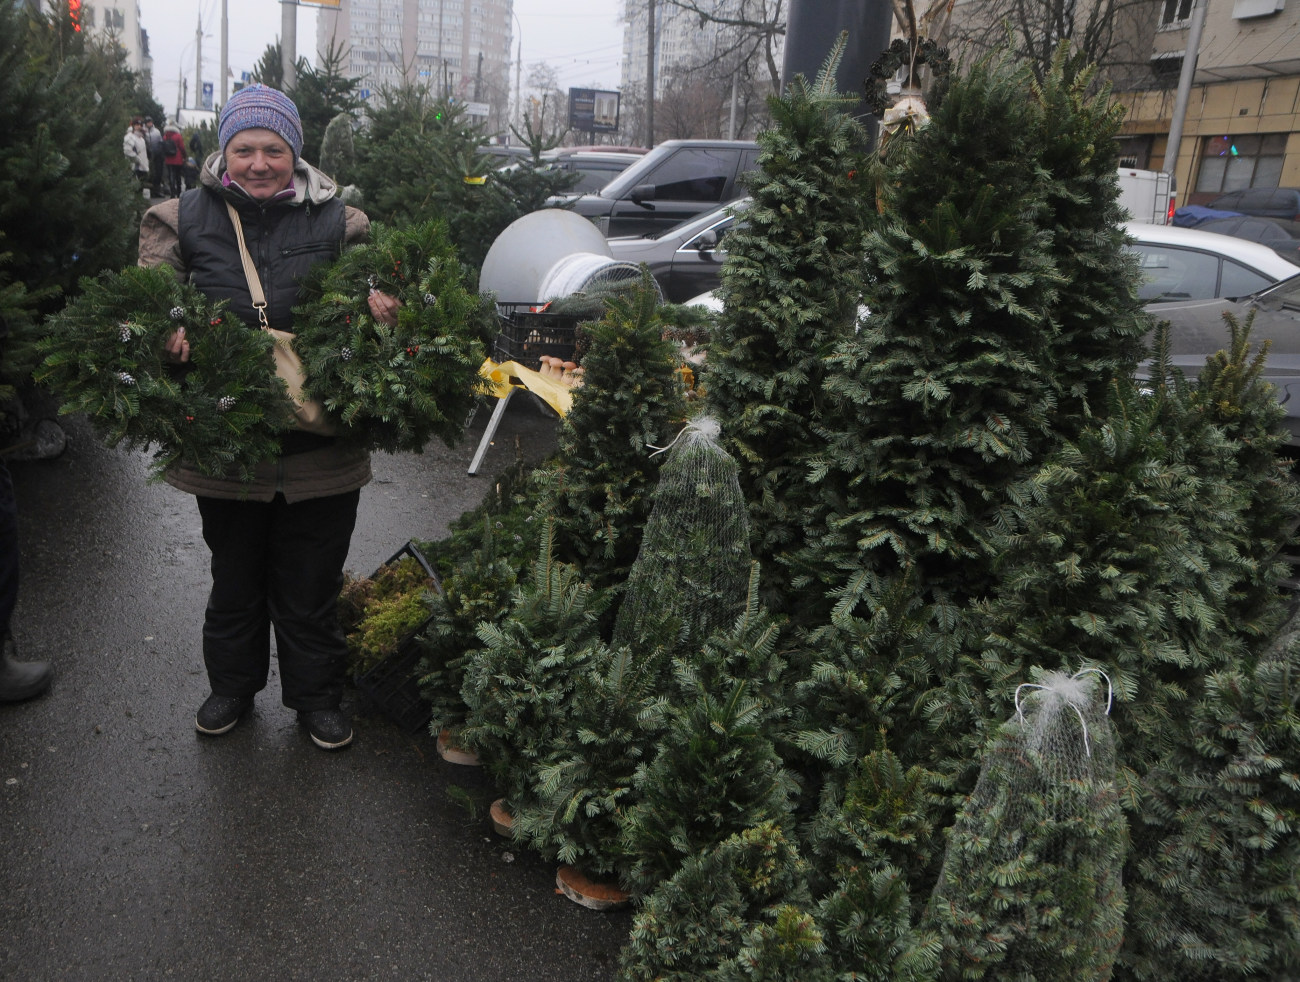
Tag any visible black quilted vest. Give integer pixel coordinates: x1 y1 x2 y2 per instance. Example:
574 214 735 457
177 187 346 332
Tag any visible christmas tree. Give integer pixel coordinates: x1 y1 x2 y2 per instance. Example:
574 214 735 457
703 35 870 601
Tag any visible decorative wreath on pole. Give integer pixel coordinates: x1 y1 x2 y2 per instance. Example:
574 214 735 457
864 37 953 119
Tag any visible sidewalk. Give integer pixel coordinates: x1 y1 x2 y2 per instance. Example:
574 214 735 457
0 402 630 981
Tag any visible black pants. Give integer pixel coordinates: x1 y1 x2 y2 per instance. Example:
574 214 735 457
196 490 360 711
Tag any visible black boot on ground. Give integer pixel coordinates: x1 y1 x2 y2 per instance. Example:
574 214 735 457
0 634 52 703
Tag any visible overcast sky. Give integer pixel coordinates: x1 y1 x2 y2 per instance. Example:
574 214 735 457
138 0 627 116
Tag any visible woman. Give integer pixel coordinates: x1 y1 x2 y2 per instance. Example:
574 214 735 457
138 85 400 751
121 117 149 190
162 122 185 198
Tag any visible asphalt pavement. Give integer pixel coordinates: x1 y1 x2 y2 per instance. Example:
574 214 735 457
0 397 633 981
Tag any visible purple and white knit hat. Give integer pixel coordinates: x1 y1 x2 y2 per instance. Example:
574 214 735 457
218 84 304 160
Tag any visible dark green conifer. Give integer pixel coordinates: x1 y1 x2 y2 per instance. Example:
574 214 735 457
618 823 818 982
703 35 870 599
540 273 687 591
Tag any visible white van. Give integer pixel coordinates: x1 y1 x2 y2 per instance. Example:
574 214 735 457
1118 168 1172 224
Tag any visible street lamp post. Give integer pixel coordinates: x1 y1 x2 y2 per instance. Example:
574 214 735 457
511 8 522 139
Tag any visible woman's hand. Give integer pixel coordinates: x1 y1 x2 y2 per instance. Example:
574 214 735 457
164 326 190 363
368 289 401 327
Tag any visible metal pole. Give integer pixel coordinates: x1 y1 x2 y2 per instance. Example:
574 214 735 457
195 14 202 110
781 0 891 130
1162 0 1210 208
281 0 297 90
220 0 228 106
728 70 737 139
645 0 655 147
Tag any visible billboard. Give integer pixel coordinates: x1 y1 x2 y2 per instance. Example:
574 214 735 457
568 88 620 134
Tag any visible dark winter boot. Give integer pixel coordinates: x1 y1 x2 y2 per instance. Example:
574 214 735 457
0 634 52 703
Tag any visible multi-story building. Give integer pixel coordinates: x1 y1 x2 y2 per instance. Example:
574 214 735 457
944 0 1298 207
621 0 779 98
620 0 783 140
1110 0 1300 206
316 0 512 129
72 1 152 85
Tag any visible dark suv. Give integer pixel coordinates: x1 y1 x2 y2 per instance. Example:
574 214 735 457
1207 187 1300 221
552 139 760 237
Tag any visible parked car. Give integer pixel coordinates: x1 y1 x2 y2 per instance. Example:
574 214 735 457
477 145 532 168
607 198 750 302
552 139 760 237
535 148 646 194
1140 268 1300 444
1125 220 1300 303
1195 215 1300 267
1207 187 1300 221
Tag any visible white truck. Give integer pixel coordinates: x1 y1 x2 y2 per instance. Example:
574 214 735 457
1117 167 1173 224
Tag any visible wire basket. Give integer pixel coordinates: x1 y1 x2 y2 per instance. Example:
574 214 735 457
352 542 442 733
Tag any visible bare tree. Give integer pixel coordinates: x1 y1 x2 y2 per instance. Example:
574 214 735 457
942 0 1158 88
659 0 786 92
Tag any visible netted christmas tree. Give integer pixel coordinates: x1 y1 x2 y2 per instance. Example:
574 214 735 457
540 271 688 592
703 34 871 597
944 346 1300 979
927 670 1127 982
612 415 752 653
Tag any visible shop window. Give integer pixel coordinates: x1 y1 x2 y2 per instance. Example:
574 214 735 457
1194 133 1288 194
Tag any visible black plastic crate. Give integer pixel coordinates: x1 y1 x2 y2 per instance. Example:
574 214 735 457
352 542 442 733
355 642 431 733
493 303 585 365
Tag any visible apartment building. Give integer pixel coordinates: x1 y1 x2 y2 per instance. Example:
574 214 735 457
316 0 512 127
621 0 778 98
1111 0 1300 205
71 0 152 83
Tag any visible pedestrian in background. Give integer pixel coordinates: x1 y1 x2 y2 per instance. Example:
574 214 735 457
122 117 149 192
0 460 52 703
162 123 185 198
136 85 400 751
143 116 164 198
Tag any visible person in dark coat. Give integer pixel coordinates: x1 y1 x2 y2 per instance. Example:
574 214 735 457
136 85 401 750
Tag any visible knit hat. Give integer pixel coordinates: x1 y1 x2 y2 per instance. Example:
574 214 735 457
219 84 304 160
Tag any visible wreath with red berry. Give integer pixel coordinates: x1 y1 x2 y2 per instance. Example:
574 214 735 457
292 220 495 454
34 264 292 478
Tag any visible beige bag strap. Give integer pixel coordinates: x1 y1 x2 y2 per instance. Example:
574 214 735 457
225 201 269 328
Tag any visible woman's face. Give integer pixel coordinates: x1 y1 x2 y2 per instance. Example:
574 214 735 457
224 128 294 200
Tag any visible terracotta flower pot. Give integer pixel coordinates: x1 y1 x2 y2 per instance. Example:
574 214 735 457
490 798 514 838
556 865 630 911
436 728 480 765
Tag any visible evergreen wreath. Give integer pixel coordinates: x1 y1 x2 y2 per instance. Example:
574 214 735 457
292 221 493 454
33 264 292 478
865 37 953 117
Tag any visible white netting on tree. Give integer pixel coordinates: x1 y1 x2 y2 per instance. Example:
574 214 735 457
613 416 752 651
929 669 1127 982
